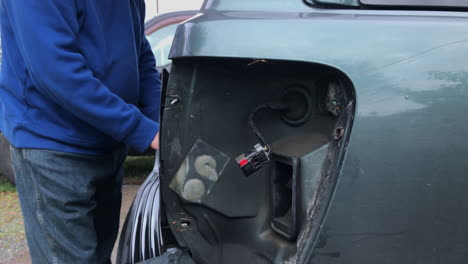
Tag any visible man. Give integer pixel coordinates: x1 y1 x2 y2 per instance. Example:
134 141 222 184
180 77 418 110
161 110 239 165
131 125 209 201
0 0 160 263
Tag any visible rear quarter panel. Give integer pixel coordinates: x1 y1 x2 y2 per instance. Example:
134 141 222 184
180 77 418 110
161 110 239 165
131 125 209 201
169 5 468 263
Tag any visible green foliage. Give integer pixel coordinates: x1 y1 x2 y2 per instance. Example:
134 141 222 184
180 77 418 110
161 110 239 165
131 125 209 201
0 174 16 192
123 156 154 184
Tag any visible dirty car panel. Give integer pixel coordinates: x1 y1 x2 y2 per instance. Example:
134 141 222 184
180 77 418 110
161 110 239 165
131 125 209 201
119 0 468 263
160 58 354 263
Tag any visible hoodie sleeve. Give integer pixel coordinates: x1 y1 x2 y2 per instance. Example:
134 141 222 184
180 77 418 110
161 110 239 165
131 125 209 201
2 0 158 152
137 1 161 123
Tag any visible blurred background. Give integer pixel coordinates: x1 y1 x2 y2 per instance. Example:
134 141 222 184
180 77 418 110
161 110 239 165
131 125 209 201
145 0 204 21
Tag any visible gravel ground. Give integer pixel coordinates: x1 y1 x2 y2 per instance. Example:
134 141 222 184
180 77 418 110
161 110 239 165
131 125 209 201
0 191 27 264
0 185 140 264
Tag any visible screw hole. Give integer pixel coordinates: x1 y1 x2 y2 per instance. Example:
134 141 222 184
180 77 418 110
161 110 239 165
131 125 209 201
333 126 344 140
181 220 190 228
170 98 180 105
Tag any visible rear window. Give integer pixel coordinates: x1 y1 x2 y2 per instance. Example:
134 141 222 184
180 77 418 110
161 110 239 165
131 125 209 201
311 0 468 9
310 0 358 7
360 0 468 8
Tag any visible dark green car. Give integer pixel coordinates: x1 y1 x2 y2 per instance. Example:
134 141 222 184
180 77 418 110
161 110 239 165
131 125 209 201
113 1 468 263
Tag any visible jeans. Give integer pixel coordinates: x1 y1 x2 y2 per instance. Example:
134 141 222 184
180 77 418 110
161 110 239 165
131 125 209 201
10 146 127 264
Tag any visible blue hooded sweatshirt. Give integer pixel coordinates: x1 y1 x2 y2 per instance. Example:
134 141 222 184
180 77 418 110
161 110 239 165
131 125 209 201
0 0 161 154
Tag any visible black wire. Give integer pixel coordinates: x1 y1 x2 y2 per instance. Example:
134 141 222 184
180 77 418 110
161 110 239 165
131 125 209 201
248 103 270 147
248 102 290 152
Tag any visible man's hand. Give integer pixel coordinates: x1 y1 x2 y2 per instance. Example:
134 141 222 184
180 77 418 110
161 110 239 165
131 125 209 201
151 132 159 150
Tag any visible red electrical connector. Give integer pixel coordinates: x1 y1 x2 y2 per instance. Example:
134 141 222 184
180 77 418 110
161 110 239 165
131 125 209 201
236 144 270 176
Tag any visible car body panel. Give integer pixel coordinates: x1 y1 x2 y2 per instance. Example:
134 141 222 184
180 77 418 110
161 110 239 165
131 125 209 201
165 3 468 263
145 11 197 35
145 10 198 71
